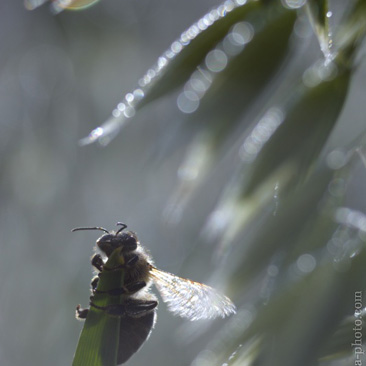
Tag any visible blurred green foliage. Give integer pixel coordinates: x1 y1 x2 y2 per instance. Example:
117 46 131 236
18 0 366 365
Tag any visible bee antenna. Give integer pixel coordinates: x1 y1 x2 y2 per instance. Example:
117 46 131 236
116 222 127 235
71 226 110 234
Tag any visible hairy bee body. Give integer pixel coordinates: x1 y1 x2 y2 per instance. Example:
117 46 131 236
73 223 236 365
120 246 153 291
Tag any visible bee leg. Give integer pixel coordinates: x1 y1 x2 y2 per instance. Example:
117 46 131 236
95 281 146 296
90 299 158 317
91 276 99 291
125 300 158 317
125 281 146 293
91 254 104 272
90 302 126 316
76 304 89 319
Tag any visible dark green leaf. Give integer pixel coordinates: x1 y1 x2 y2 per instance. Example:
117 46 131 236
73 249 125 366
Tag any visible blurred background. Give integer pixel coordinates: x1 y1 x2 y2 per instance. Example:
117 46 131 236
0 1 365 366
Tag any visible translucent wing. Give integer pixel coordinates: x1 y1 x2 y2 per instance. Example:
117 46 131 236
150 267 236 321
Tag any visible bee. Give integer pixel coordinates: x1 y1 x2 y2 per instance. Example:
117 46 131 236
73 222 236 365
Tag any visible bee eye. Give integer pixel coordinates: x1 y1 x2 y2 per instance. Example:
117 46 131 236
96 234 116 256
118 232 138 252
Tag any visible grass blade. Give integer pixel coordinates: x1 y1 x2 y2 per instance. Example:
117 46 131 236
73 249 125 366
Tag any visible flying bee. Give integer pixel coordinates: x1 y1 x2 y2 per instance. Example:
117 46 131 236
73 222 236 365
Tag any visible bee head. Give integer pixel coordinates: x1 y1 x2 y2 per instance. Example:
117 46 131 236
72 222 138 257
96 230 138 257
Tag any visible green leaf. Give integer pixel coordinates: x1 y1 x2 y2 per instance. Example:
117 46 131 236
306 0 332 58
164 3 297 221
228 164 336 287
320 308 366 360
80 0 290 145
195 218 366 366
242 59 351 199
203 55 352 247
73 249 125 366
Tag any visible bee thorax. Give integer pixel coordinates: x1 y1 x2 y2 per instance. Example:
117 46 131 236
124 250 152 286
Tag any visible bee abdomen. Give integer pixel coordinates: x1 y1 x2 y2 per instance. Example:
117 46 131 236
117 305 157 364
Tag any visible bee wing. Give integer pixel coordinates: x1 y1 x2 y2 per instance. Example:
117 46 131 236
150 267 236 321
